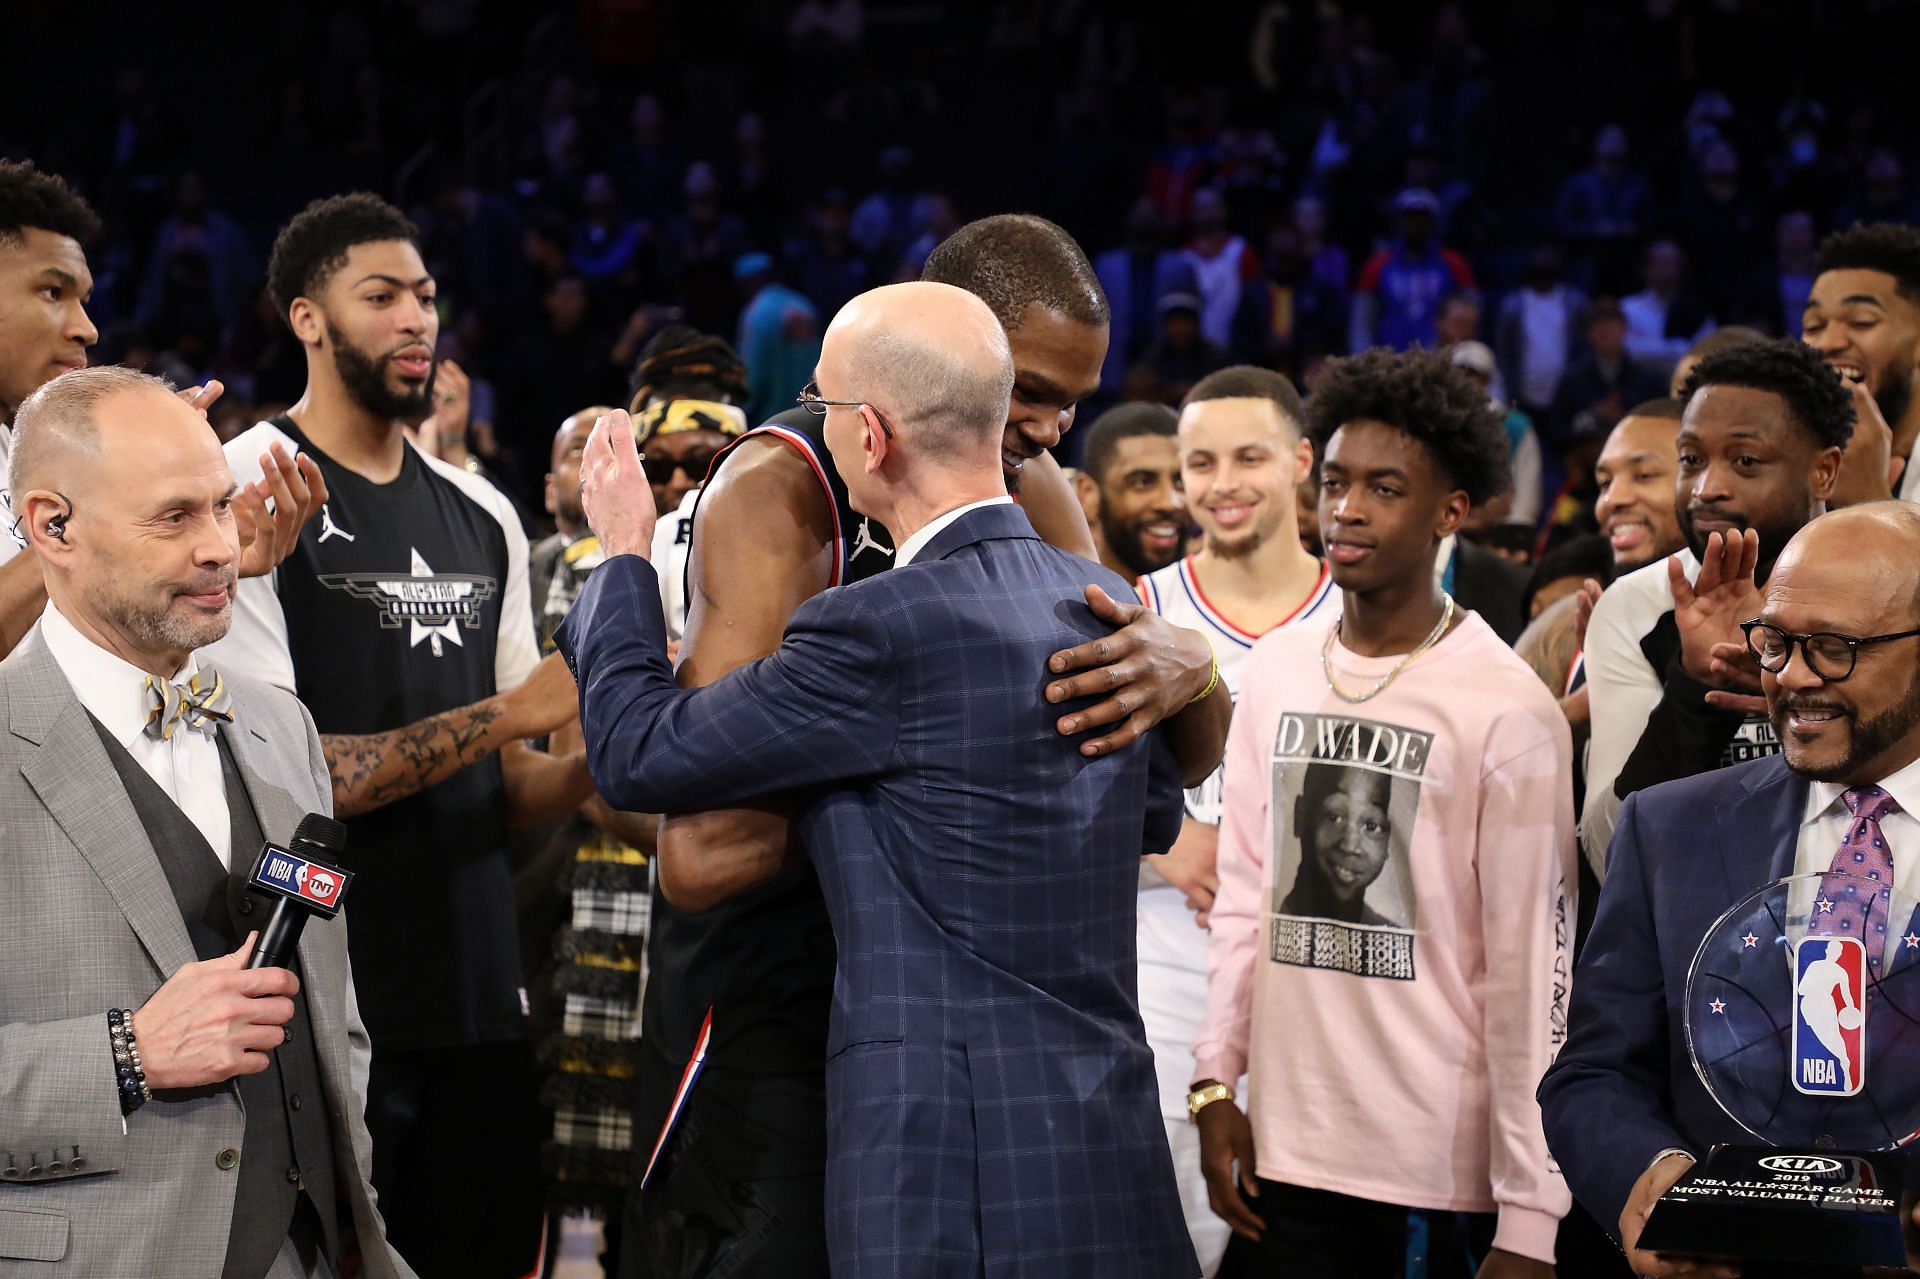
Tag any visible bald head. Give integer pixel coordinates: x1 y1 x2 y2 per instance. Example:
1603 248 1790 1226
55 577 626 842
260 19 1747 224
11 365 239 677
1772 502 1920 617
554 405 613 467
10 365 183 501
821 282 1014 463
1763 502 1920 786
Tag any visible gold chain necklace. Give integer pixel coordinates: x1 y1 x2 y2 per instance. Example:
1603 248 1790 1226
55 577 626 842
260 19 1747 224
1321 594 1456 704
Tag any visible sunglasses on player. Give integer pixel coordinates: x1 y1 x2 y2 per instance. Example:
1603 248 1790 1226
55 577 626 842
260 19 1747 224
641 449 720 486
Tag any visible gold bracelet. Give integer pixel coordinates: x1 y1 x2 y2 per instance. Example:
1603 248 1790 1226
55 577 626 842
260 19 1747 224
1188 654 1221 705
1187 1081 1235 1123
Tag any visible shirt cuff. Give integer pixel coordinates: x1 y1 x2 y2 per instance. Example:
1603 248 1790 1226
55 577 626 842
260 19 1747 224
1189 1048 1245 1091
1646 1146 1695 1174
1491 1205 1563 1265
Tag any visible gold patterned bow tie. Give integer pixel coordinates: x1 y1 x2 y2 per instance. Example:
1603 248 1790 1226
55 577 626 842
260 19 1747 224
143 672 234 741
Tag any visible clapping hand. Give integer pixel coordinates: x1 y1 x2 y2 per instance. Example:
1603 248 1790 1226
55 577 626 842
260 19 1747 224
234 443 329 579
580 408 659 560
1672 530 1766 718
1831 374 1902 508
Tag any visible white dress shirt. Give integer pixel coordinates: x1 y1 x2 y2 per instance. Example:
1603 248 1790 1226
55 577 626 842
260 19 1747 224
894 496 1015 567
40 603 232 867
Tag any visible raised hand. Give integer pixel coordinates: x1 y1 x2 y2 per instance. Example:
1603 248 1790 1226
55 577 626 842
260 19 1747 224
234 443 329 579
1831 374 1898 508
1671 530 1762 688
176 379 225 416
1572 577 1604 649
580 408 659 560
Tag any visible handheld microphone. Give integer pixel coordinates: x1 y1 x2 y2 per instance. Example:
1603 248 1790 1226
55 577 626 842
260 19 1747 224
244 813 352 970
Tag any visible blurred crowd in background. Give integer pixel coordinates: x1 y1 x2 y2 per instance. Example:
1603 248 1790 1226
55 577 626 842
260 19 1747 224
3 0 1912 556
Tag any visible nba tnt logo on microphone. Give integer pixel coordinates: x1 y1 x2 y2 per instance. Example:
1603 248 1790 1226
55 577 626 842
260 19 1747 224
254 848 347 914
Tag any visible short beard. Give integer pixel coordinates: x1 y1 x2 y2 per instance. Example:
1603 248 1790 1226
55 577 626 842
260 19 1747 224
327 321 435 422
89 576 234 657
1103 514 1184 578
1774 674 1920 782
1209 527 1265 562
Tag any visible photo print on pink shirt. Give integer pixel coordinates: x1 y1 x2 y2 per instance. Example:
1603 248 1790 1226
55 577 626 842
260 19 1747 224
1270 712 1427 980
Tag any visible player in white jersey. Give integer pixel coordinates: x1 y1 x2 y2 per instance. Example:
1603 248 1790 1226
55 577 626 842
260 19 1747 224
1134 366 1332 1274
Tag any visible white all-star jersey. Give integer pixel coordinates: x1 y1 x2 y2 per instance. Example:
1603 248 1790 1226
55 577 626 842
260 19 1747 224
1136 555 1335 825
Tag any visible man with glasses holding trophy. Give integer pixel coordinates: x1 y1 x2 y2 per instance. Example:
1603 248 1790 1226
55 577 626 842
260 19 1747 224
1542 502 1920 1275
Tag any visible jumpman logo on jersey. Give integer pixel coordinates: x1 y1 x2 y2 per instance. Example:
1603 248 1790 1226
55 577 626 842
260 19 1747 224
317 504 355 545
852 518 893 560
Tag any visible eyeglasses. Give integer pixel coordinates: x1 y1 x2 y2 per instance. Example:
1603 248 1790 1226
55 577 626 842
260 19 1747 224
641 449 719 486
797 382 894 439
1741 619 1920 682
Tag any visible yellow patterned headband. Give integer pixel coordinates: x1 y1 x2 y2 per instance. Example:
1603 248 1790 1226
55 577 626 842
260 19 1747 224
631 398 749 444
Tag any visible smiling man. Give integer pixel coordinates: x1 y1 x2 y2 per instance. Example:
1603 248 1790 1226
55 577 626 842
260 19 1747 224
1515 399 1686 731
1581 340 1851 873
1543 501 1920 1278
1594 399 1687 574
1134 365 1332 1273
1074 402 1188 578
1802 224 1920 501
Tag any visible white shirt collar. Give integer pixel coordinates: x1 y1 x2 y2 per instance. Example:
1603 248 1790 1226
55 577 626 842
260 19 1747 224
1802 754 1920 828
895 497 1015 567
38 602 198 749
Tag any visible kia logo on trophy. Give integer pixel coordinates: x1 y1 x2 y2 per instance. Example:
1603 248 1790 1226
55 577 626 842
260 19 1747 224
1756 1155 1844 1175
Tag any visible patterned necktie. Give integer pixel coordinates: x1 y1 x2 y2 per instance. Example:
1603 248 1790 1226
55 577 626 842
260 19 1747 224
1811 785 1899 977
143 671 234 741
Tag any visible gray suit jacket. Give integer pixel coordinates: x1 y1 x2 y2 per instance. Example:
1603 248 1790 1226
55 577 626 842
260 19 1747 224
0 628 414 1277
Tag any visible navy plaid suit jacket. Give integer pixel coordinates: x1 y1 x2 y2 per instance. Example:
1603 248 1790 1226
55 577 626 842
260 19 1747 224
558 502 1197 1278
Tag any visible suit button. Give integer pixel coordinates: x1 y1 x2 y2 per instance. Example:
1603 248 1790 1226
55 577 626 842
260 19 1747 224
239 900 254 916
216 1148 239 1171
289 1094 302 1111
286 1166 302 1185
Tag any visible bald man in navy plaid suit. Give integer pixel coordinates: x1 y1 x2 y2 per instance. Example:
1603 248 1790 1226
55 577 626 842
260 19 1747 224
556 282 1199 1278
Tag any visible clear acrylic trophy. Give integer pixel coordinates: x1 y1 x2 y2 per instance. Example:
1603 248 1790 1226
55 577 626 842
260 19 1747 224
1637 873 1920 1273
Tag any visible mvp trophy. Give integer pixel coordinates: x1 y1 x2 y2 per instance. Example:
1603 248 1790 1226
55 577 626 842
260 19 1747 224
1638 873 1920 1274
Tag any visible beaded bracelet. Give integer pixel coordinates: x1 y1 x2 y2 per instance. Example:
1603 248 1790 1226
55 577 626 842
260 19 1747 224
107 1009 151 1114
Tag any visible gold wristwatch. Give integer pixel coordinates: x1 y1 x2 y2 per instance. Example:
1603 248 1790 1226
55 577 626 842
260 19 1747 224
1186 1081 1234 1124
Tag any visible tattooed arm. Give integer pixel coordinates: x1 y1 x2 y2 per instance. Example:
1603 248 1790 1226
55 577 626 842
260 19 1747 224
1514 592 1591 743
320 650 581 819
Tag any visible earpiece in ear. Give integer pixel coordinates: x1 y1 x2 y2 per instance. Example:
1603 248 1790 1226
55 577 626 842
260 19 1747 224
44 518 64 541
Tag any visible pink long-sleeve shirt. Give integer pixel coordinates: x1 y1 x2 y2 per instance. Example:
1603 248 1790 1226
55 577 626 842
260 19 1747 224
1193 611 1575 1263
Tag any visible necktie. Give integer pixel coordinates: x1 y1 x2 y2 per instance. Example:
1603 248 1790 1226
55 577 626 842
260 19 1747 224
1811 785 1899 977
143 671 234 741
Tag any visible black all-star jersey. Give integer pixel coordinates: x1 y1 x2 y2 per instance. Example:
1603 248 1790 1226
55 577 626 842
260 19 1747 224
208 416 539 1052
642 409 893 1102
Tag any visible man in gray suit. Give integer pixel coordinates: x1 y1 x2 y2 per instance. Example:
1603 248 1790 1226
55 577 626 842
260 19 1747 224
0 365 412 1278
